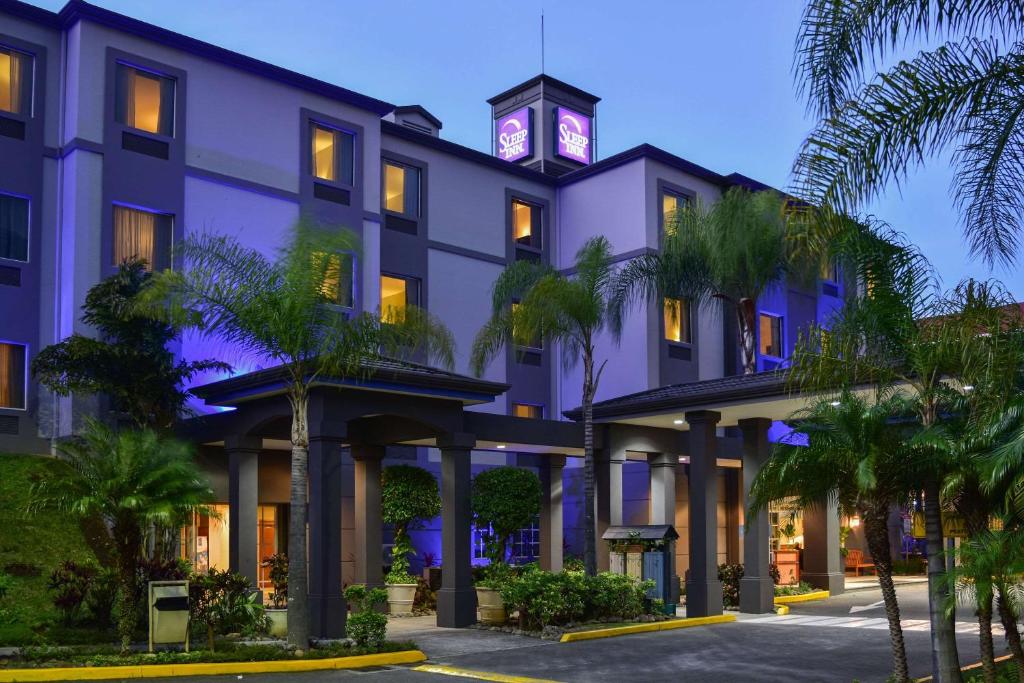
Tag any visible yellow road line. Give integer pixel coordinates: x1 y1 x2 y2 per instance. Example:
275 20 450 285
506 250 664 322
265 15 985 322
0 649 427 682
559 613 735 643
412 664 563 683
774 590 830 605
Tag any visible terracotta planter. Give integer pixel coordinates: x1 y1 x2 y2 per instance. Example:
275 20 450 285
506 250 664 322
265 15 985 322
266 608 287 638
386 583 417 615
475 586 506 625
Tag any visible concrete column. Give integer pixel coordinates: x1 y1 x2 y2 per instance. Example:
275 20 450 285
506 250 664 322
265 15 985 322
539 454 566 572
351 444 384 589
725 469 741 564
648 453 676 525
685 410 723 617
226 435 261 589
596 449 624 571
803 497 845 595
437 433 476 627
738 418 774 614
308 435 346 638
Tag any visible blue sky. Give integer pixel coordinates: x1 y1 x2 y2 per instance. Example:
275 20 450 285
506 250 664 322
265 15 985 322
31 0 1022 296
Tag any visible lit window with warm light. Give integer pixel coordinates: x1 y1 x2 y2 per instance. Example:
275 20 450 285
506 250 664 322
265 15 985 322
380 274 418 323
115 64 174 136
0 341 27 410
663 297 691 344
112 205 172 271
0 47 31 116
512 199 541 249
759 313 783 357
661 191 687 236
820 259 839 283
383 161 419 216
315 252 354 308
512 403 543 419
311 124 354 185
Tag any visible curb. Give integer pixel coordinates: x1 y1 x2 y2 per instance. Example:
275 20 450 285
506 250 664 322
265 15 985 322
913 653 1014 682
413 664 562 682
558 614 735 643
0 649 427 682
774 590 830 605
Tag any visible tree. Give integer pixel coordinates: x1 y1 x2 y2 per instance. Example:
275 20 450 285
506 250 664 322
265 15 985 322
793 0 1024 267
381 465 441 584
29 420 213 652
31 259 226 430
750 393 917 683
140 220 455 647
611 188 804 375
471 236 616 576
471 467 542 565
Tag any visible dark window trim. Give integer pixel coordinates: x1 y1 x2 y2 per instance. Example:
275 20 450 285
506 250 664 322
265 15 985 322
302 108 362 196
505 188 549 259
381 150 428 236
0 35 39 122
107 48 185 145
0 339 28 412
656 178 697 243
0 191 30 265
380 271 422 308
511 401 545 419
758 310 785 360
662 296 693 348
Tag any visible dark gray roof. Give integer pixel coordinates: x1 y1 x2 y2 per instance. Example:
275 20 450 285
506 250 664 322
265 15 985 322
602 525 679 541
564 371 789 421
192 356 509 406
392 105 443 130
487 73 601 105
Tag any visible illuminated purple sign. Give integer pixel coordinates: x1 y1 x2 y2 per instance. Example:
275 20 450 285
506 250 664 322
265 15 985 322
496 107 533 162
555 106 591 165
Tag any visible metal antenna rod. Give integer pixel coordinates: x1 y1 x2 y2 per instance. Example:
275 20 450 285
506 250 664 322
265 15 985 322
541 10 545 73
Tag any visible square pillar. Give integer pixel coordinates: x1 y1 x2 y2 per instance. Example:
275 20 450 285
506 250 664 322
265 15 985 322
437 433 476 627
226 435 261 589
351 444 384 589
308 435 346 638
539 454 566 572
803 497 845 595
738 418 774 614
648 452 676 526
685 410 723 617
596 449 624 571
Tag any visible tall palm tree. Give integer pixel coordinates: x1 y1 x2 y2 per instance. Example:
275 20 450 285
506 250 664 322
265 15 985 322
29 420 213 653
142 220 455 647
471 236 616 576
750 393 918 683
793 0 1024 267
611 187 804 375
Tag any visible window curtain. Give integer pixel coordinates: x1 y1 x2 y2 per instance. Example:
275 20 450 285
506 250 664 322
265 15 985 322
7 50 22 114
0 343 25 409
113 206 156 269
0 195 29 262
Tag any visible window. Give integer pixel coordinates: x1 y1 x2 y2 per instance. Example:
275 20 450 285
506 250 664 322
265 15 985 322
316 252 354 308
512 403 543 419
0 194 28 262
0 47 31 116
512 199 541 249
661 191 687 236
511 302 542 349
257 505 278 590
381 274 419 323
0 342 26 410
112 205 172 271
383 161 419 216
759 313 783 358
115 64 175 136
311 123 354 185
663 297 691 344
820 259 839 283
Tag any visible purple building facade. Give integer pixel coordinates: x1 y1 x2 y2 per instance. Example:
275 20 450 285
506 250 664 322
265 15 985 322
0 0 849 632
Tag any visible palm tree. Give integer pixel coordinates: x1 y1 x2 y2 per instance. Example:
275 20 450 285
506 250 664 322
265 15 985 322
29 420 213 652
142 220 455 647
750 393 917 683
793 0 1024 267
611 187 804 375
470 236 616 576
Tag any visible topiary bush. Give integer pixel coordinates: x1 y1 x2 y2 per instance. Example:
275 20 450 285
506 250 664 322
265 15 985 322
471 467 542 566
344 584 388 649
382 466 441 585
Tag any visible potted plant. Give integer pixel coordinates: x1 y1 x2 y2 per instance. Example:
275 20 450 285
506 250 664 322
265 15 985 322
261 553 288 637
470 466 542 624
382 465 441 615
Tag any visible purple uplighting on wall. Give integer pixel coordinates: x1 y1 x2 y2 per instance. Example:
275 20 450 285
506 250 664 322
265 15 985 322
554 106 591 165
495 107 532 162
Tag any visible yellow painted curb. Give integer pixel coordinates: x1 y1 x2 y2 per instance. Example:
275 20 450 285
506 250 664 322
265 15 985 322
774 590 830 605
913 653 1014 682
558 614 735 643
775 604 790 615
412 664 562 682
0 649 427 682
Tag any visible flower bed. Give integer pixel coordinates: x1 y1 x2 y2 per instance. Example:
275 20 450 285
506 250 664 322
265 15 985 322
774 581 818 597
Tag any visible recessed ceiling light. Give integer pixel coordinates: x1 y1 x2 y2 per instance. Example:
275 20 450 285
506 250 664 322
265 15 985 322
673 419 684 425
496 444 506 449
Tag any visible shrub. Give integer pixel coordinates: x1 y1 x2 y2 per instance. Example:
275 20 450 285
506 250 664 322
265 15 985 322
261 553 288 608
189 569 268 651
717 563 744 608
471 467 542 565
768 562 781 585
413 577 436 613
587 572 651 621
500 567 587 630
48 561 97 625
0 571 13 601
382 465 441 585
344 584 388 649
85 567 118 628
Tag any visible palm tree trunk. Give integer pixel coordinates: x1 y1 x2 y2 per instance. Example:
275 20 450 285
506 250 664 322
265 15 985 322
924 478 962 682
582 351 597 577
996 590 1024 683
287 386 311 648
113 518 142 654
977 593 996 683
864 503 910 683
737 299 757 375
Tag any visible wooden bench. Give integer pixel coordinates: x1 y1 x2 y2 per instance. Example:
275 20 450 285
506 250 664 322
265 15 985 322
845 549 876 576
